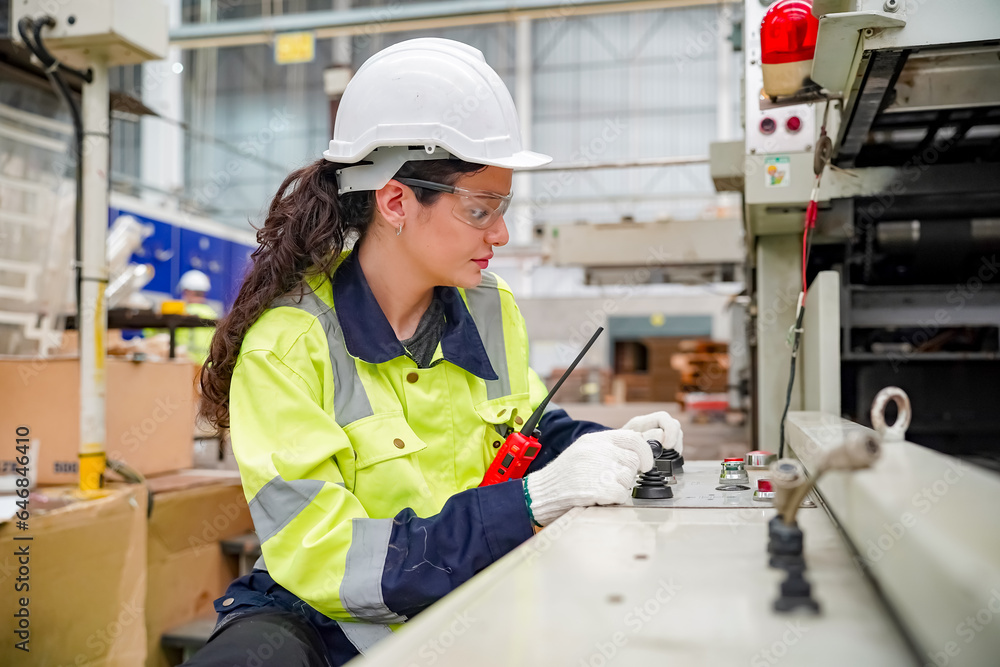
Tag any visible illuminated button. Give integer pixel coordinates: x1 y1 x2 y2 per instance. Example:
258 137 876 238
786 116 802 133
753 477 776 502
719 459 749 486
760 117 776 135
393 439 405 449
406 372 419 383
502 453 515 467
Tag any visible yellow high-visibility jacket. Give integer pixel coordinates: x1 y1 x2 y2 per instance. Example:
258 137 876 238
223 249 605 655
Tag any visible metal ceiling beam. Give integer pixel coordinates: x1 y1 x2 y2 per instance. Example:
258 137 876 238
169 0 731 50
530 154 709 172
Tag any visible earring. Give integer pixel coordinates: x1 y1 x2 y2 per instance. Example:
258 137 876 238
396 224 402 236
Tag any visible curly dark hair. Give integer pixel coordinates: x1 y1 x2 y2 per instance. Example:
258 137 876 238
199 157 485 431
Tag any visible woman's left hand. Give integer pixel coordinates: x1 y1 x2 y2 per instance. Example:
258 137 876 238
622 411 683 455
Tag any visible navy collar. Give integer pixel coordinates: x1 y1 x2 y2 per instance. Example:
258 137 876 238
330 250 498 381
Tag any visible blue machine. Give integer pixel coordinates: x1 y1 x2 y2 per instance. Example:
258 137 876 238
108 193 257 315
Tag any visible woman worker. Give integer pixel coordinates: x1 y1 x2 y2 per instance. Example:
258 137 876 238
190 38 683 666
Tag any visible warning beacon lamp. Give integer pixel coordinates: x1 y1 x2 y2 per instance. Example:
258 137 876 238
760 0 819 97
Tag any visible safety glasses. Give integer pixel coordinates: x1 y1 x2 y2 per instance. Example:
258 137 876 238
395 177 512 229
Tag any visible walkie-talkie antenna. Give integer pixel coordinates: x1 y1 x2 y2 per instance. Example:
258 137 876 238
519 327 604 436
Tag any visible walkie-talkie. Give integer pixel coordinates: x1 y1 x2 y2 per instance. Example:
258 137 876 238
479 327 604 486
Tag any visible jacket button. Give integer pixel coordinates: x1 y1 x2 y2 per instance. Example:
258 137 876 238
514 416 524 425
496 409 507 418
493 441 502 449
393 438 405 449
222 598 235 607
406 372 419 383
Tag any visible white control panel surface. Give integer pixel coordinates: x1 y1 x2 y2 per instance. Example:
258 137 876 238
352 462 915 667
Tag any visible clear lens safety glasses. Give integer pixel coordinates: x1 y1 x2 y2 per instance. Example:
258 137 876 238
395 177 511 229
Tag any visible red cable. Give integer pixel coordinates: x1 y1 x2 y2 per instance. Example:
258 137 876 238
801 224 809 299
801 179 820 300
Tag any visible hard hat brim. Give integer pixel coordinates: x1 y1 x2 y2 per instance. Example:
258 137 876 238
326 145 553 170
480 149 553 169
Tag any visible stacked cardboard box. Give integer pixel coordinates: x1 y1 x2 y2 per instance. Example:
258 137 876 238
0 356 197 485
609 337 686 403
671 340 730 406
642 337 686 403
145 471 253 667
0 472 252 666
0 486 148 667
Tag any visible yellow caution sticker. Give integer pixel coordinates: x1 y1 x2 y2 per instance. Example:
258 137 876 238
275 32 316 65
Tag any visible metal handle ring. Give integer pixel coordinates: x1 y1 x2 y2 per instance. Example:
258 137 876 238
870 387 911 442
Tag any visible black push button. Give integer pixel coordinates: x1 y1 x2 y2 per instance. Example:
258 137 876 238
502 453 514 467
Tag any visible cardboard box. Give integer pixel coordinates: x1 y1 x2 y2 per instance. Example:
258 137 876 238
643 337 685 403
0 472 253 667
0 356 196 485
0 485 147 666
145 471 253 667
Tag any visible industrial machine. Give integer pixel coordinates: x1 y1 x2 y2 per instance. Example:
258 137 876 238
713 0 1000 463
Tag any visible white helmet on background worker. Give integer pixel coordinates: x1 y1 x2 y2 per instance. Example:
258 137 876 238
326 37 552 194
179 269 211 294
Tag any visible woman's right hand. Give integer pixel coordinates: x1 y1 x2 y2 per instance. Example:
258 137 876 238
524 429 654 526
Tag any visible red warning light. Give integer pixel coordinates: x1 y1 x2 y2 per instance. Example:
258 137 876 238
760 0 819 97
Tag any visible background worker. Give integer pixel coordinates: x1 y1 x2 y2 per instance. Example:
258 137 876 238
145 269 218 364
189 38 683 666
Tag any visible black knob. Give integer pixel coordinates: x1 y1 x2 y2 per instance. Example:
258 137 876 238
632 469 673 500
647 439 663 459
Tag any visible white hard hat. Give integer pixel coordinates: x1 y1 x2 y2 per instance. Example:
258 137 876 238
326 38 552 194
179 270 211 293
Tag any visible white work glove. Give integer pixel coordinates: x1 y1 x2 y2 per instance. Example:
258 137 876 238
524 430 654 526
622 411 684 456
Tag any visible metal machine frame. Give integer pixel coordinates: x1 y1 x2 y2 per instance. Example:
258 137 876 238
714 0 1000 454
